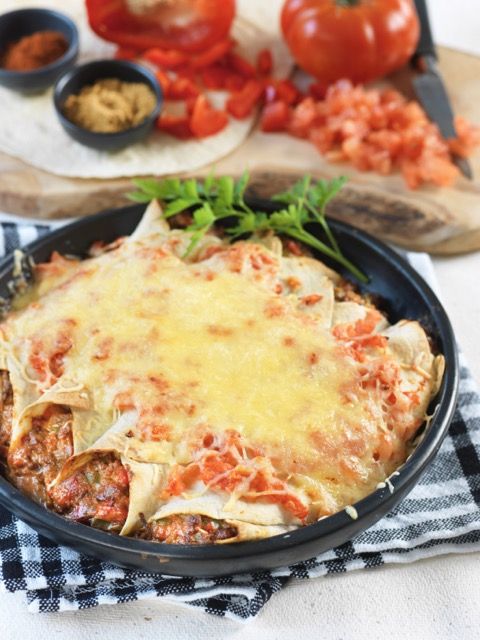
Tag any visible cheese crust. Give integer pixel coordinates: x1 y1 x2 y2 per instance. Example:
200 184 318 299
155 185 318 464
0 202 444 543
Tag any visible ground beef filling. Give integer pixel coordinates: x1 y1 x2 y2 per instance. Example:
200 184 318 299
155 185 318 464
0 371 13 462
136 514 238 544
7 405 73 506
49 452 129 533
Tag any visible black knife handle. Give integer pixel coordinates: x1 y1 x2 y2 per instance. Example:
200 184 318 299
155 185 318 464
414 0 437 59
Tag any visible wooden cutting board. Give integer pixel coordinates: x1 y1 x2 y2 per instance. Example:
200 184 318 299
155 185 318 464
1 46 480 255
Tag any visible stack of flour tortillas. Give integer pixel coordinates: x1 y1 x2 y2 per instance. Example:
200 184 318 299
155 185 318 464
0 0 291 178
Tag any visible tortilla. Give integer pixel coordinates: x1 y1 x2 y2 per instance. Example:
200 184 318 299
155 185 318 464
0 0 292 179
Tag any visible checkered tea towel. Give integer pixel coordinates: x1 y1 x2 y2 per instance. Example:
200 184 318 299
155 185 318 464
0 220 479 622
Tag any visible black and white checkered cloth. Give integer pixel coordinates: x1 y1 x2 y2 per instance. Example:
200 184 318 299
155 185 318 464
0 221 479 621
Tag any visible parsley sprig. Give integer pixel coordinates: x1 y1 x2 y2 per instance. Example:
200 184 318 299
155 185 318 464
128 172 367 283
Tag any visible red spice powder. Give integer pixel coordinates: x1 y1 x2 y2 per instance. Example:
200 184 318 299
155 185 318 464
2 30 68 72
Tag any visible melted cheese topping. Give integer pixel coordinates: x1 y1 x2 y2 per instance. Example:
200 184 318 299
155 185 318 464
2 234 438 526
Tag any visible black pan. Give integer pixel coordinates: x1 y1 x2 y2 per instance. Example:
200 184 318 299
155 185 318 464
0 202 459 576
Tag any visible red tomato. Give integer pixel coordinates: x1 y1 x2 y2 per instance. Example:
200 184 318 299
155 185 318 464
190 95 229 137
226 80 264 119
281 0 420 84
86 0 235 54
260 101 290 132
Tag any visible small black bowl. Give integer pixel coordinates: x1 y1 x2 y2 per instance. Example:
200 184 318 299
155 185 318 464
0 204 459 577
0 8 79 94
54 59 163 152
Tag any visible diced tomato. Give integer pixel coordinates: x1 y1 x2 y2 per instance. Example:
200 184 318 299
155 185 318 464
449 116 480 158
189 38 233 69
190 95 229 137
226 80 264 119
256 49 273 75
287 97 317 137
143 47 189 69
260 100 290 132
156 113 194 139
225 52 256 78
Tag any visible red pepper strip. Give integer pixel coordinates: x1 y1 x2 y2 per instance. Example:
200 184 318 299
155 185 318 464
224 73 246 92
144 47 189 69
256 49 273 75
114 46 139 61
190 95 229 137
309 82 327 100
260 100 291 132
189 38 233 70
156 114 193 139
226 80 264 119
201 64 230 90
225 52 257 78
265 79 302 106
165 76 201 100
155 70 171 95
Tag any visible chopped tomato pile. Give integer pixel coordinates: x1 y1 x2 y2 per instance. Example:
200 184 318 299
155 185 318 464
261 80 480 189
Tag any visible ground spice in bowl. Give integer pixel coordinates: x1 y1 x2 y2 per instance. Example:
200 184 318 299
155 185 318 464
63 78 158 133
1 31 68 72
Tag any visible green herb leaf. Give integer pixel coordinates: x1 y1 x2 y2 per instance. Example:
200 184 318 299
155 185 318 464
128 173 368 283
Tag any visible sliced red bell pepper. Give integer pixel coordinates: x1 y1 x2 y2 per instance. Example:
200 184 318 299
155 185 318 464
85 0 235 55
114 46 139 61
224 73 246 92
190 95 229 137
165 76 201 100
201 64 230 90
256 49 273 76
155 70 171 95
156 114 193 140
226 80 264 119
189 38 233 70
265 79 302 106
225 52 256 78
260 101 291 132
144 47 189 70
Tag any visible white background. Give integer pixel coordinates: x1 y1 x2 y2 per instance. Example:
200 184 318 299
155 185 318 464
2 1 480 638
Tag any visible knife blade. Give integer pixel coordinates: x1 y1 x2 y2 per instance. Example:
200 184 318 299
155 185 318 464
412 0 473 180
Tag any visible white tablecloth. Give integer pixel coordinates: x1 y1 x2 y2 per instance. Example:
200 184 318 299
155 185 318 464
2 1 480 637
